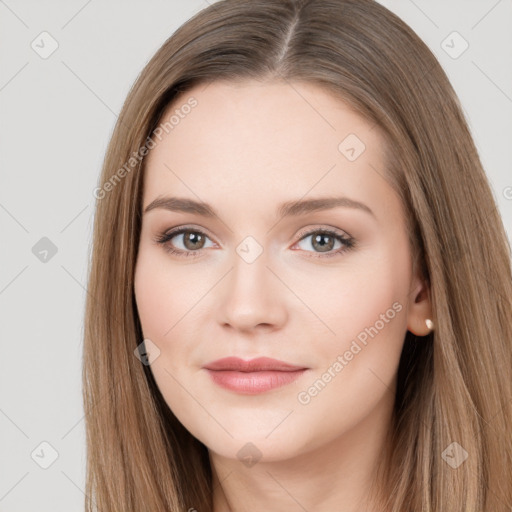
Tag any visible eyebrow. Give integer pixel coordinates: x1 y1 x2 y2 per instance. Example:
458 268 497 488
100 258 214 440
143 195 375 219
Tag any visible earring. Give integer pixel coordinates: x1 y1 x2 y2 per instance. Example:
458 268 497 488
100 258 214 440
425 318 434 331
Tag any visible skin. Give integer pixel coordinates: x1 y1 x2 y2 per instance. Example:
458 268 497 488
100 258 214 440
134 79 432 512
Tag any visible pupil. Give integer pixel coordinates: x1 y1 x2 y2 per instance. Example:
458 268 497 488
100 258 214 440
314 234 333 252
185 232 203 249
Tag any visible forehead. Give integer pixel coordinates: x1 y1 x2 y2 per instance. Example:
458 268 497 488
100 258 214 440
142 80 391 218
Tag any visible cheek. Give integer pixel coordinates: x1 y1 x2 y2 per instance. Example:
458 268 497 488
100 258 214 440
284 252 408 351
290 252 409 406
133 244 214 409
287 276 407 453
133 249 203 427
134 246 202 342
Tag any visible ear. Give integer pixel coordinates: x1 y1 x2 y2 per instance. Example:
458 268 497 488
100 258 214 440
406 268 433 337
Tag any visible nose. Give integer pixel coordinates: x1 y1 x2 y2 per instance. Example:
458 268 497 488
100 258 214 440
217 249 288 333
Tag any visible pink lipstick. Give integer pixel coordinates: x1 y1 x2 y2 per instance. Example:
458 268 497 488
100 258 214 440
203 356 308 394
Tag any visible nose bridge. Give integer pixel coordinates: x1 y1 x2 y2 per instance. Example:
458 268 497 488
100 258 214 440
229 236 273 298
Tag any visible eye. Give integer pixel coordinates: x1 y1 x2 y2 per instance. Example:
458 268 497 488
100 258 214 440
292 227 355 259
154 227 215 258
154 226 356 259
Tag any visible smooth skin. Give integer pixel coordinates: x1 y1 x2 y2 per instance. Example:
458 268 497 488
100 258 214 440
134 80 432 512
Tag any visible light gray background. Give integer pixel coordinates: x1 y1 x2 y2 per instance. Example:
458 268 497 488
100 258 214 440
1 1 511 510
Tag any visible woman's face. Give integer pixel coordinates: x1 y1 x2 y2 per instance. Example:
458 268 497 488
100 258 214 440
134 80 430 462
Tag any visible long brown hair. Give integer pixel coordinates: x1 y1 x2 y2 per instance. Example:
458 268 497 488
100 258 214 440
83 0 512 510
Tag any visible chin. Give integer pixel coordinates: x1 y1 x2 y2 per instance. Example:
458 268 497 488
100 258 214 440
197 424 314 463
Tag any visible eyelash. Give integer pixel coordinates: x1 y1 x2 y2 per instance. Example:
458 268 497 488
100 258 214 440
154 226 356 259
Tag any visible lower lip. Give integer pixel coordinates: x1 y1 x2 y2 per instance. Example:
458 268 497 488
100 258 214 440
205 369 307 394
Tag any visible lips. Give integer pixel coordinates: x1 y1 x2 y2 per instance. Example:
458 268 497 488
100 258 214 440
203 357 308 394
203 356 306 372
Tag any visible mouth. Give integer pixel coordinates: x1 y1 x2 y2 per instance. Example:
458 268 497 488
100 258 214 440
202 356 308 394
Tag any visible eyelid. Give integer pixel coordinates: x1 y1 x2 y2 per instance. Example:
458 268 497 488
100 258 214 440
157 224 218 243
295 224 353 241
157 224 352 244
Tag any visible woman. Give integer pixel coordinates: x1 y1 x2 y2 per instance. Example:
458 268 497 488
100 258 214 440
83 0 512 510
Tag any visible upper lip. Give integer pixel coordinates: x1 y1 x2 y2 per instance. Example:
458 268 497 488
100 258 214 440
203 356 306 372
